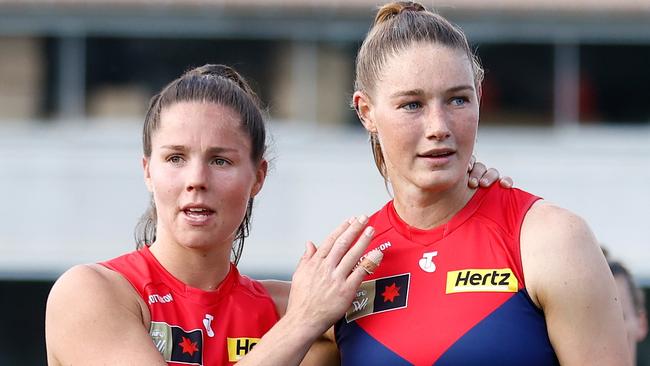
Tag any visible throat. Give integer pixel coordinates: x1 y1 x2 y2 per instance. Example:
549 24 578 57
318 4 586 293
393 186 475 230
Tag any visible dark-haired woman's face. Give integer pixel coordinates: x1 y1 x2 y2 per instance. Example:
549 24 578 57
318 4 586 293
143 101 266 251
362 42 479 193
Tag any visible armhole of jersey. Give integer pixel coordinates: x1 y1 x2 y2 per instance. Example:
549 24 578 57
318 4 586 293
96 260 152 326
244 277 283 322
99 260 148 302
515 196 542 292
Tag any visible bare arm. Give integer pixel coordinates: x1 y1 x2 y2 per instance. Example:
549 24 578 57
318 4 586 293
261 282 340 366
46 264 166 366
239 216 376 365
521 202 631 365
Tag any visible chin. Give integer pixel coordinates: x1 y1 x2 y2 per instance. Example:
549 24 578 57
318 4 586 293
176 231 219 250
416 171 464 191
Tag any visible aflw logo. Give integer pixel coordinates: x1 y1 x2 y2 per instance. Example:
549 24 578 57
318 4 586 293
352 296 369 312
446 268 518 294
148 293 174 304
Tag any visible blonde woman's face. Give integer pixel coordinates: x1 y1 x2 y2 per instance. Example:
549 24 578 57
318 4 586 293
362 43 479 194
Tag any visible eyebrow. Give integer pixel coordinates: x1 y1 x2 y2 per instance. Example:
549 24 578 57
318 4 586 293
389 85 475 99
160 145 238 154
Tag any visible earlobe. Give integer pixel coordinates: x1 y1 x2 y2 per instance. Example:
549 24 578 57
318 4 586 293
353 91 377 134
251 159 268 197
142 156 153 192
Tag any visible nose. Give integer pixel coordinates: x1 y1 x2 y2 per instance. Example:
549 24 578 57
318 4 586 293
186 160 208 192
425 105 452 141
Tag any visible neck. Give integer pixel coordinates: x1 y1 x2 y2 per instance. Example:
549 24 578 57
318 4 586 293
149 233 233 291
392 180 475 230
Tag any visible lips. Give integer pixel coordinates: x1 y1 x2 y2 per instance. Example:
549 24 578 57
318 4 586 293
417 148 456 158
184 207 214 217
181 204 215 224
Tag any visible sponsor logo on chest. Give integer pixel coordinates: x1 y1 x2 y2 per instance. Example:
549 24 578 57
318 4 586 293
418 251 438 273
445 268 518 294
227 337 260 362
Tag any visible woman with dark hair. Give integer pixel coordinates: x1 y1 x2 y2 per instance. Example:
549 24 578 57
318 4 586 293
44 62 506 365
44 64 383 365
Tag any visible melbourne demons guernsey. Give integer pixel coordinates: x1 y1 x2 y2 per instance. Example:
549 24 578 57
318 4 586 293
101 246 279 366
335 185 559 365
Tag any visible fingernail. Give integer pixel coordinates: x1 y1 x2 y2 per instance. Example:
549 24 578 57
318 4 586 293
364 226 375 236
480 178 488 186
470 177 478 186
357 215 368 224
348 216 357 224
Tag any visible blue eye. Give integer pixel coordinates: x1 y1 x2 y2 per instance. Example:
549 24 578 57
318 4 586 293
402 101 422 111
451 97 468 106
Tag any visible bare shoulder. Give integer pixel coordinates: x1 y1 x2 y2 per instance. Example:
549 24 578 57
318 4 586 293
521 201 602 305
520 201 630 364
47 263 144 319
46 264 162 365
259 279 291 317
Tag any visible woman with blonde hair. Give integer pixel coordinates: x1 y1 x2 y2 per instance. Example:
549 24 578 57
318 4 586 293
326 2 630 365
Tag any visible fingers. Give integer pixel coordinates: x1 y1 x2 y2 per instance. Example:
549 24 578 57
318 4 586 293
295 241 317 271
468 161 486 188
314 218 354 259
467 154 476 172
324 215 369 268
346 248 383 289
334 226 375 277
477 167 500 187
499 176 514 188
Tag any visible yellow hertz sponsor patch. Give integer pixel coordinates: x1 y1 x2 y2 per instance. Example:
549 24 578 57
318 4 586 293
446 268 518 294
227 337 260 362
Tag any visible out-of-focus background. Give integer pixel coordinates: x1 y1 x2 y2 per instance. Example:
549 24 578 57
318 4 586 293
0 0 648 364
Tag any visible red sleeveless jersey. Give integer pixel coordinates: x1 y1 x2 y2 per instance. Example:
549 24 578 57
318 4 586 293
101 246 279 366
336 185 559 365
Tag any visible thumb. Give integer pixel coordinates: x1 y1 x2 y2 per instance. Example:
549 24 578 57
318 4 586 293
298 241 317 265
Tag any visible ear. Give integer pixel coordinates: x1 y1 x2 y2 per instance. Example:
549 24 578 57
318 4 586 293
142 156 153 193
250 159 268 197
353 91 377 134
476 83 483 105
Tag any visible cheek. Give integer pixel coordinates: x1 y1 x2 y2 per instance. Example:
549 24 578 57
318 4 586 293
149 164 181 203
377 119 420 156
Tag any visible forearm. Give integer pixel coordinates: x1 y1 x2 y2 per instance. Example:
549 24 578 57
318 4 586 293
236 313 320 366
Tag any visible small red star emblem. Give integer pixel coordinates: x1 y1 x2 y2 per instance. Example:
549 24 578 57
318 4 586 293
179 336 199 356
381 282 400 302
